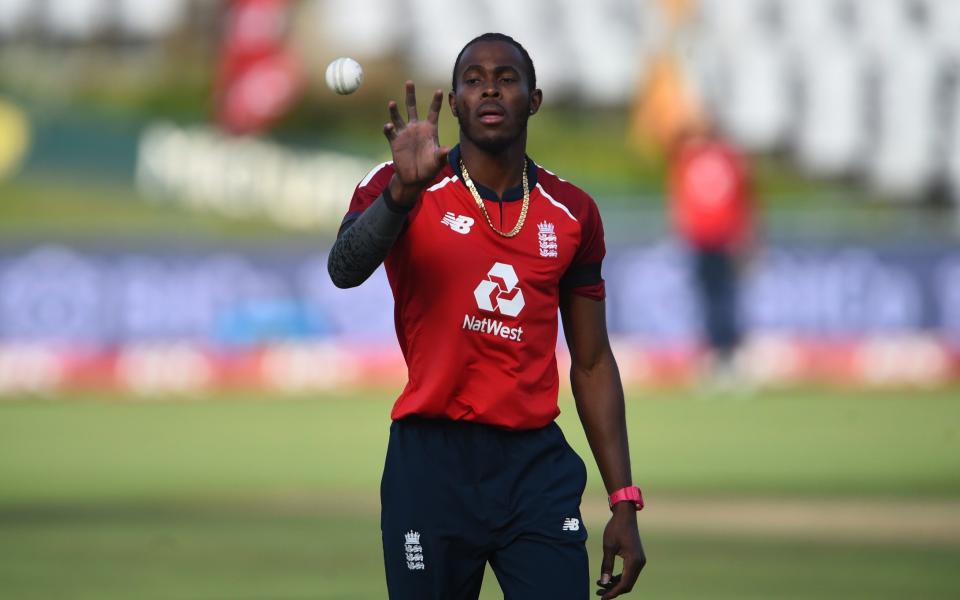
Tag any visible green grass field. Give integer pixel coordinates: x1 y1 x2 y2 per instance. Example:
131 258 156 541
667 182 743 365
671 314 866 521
2 388 959 599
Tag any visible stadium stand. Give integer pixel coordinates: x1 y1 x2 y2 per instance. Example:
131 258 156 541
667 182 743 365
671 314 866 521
779 0 850 47
2 0 960 393
318 0 400 58
852 0 913 56
114 0 188 40
1 0 958 204
0 0 28 36
795 36 868 176
556 0 642 105
947 82 960 202
926 0 960 60
717 36 791 150
697 0 766 43
867 32 939 198
0 0 188 40
43 0 109 39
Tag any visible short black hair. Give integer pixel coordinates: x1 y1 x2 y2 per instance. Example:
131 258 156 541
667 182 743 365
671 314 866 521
451 33 537 92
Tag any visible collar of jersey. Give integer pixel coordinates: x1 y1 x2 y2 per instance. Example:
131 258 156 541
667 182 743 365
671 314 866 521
447 144 538 202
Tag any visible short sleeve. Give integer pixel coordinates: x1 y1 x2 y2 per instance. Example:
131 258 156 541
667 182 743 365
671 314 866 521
338 161 395 236
560 196 606 301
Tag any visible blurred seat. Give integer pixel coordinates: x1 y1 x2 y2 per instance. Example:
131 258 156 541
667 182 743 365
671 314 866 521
778 0 847 48
849 0 912 57
318 0 404 59
42 0 108 40
716 35 791 151
946 79 960 206
0 0 32 38
115 0 186 40
794 37 868 176
556 0 640 105
867 36 939 199
923 0 960 63
694 0 787 148
697 0 769 43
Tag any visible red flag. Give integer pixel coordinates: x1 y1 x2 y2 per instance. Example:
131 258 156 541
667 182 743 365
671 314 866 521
215 0 301 134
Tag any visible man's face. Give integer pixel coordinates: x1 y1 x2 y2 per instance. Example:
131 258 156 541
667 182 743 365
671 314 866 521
449 41 542 153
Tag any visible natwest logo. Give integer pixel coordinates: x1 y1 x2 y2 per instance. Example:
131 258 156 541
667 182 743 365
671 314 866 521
473 262 524 317
462 315 523 342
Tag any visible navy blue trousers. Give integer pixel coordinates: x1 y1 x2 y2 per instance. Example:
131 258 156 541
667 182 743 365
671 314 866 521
380 417 589 599
693 248 741 355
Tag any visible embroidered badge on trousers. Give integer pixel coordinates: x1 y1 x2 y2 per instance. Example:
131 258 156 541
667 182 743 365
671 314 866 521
404 530 425 570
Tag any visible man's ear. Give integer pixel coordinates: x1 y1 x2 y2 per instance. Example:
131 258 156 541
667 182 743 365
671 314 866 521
448 91 458 118
529 89 543 115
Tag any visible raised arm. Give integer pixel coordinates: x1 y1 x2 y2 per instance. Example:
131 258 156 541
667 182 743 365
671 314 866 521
559 291 645 599
328 81 449 288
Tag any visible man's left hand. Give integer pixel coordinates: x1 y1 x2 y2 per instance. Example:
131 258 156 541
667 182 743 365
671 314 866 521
596 503 645 598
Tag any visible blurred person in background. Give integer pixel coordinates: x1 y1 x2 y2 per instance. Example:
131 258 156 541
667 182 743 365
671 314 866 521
328 33 645 600
668 126 757 385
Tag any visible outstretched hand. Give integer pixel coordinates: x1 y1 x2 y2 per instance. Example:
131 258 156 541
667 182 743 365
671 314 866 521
383 81 449 207
596 505 645 598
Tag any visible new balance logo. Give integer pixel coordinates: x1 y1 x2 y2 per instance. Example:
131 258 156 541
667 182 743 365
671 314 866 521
473 262 524 317
441 212 474 234
562 518 580 532
404 530 425 571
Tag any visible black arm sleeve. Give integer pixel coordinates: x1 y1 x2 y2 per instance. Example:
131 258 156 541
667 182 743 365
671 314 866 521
327 188 412 288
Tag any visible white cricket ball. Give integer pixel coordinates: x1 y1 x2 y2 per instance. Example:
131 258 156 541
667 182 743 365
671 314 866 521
325 57 364 95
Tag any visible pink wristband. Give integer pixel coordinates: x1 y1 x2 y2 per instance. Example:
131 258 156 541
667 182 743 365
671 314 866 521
608 486 644 511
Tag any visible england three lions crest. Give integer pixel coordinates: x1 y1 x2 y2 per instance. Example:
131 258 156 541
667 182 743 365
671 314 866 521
538 221 558 258
404 530 425 571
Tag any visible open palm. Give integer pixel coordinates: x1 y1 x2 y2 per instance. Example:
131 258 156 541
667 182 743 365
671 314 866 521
383 81 449 202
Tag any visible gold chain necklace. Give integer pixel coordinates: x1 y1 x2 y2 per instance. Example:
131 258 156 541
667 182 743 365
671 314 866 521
459 158 530 238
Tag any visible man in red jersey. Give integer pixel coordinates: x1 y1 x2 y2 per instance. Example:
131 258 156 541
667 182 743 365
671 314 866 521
328 33 645 599
668 127 756 381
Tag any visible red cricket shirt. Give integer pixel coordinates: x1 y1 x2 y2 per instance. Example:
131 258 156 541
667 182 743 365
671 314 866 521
340 146 606 430
669 139 752 251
